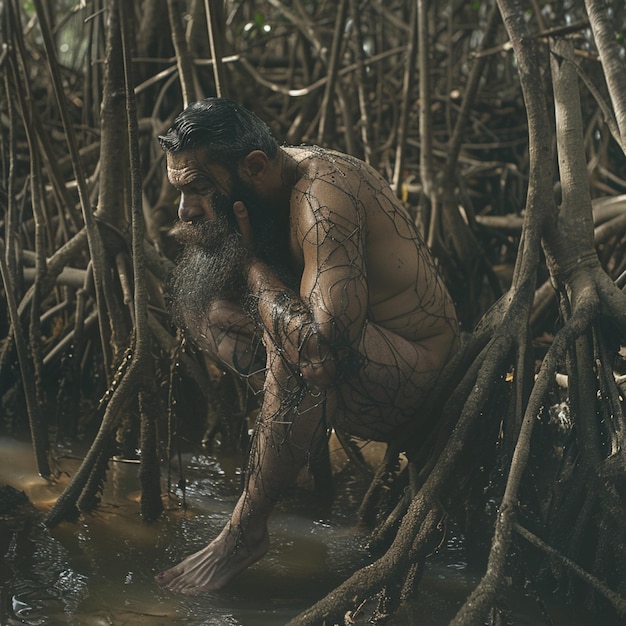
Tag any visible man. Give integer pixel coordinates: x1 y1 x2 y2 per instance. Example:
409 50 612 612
155 98 459 594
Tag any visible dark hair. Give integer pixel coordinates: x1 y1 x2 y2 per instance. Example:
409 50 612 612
159 98 278 167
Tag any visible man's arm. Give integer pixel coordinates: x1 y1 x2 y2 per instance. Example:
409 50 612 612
237 183 368 388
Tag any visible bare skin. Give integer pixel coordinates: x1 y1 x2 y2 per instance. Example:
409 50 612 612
156 145 459 593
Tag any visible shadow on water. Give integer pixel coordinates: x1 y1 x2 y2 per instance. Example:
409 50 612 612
0 436 618 625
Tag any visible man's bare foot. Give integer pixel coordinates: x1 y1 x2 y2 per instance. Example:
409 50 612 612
155 524 270 594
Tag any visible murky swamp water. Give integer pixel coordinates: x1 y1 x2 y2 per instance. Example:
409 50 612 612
0 436 614 625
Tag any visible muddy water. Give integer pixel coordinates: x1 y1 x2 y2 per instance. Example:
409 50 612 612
0 436 614 625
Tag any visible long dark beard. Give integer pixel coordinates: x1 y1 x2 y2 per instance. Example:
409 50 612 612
169 183 298 334
169 213 250 331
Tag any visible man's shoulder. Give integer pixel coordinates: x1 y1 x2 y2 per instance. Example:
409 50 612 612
284 145 369 177
287 146 376 198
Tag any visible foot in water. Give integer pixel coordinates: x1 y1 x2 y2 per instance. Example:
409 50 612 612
155 524 270 594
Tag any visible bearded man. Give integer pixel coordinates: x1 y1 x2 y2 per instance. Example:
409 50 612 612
155 97 459 594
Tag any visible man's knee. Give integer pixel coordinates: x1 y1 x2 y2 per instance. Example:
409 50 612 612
183 301 264 376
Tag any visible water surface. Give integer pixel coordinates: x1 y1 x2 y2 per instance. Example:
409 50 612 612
0 437 615 625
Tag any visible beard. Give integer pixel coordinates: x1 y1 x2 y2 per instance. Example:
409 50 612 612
169 182 295 334
169 188 249 331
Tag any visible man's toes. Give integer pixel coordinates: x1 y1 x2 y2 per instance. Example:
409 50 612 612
155 568 179 586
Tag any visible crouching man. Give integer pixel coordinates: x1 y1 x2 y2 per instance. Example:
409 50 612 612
155 98 459 594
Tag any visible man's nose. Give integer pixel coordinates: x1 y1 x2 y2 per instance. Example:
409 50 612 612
177 194 204 222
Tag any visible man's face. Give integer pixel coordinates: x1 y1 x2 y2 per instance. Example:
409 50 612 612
166 149 275 246
167 150 249 332
166 150 237 227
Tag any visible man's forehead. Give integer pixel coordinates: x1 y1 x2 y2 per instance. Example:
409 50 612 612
166 150 204 172
166 151 230 180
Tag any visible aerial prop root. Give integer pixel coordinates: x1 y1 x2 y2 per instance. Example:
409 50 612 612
450 273 626 625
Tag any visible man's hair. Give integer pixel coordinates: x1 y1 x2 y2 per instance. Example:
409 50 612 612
159 98 279 167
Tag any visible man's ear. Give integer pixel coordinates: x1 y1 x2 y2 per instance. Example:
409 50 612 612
237 150 269 184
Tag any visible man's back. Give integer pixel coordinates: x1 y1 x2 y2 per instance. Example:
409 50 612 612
285 146 458 345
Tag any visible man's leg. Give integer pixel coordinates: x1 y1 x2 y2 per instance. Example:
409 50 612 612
156 341 330 593
157 313 457 592
187 300 266 386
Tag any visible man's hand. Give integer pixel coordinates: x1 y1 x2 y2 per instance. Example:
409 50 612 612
234 200 254 252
